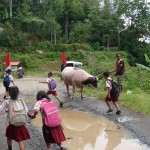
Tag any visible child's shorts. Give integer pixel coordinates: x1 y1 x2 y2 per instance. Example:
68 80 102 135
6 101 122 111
47 90 57 96
4 86 9 92
105 95 118 102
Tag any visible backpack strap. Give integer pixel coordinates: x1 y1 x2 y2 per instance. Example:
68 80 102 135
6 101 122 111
106 78 113 85
40 99 51 109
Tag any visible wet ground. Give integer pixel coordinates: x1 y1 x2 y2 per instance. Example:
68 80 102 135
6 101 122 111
0 77 150 150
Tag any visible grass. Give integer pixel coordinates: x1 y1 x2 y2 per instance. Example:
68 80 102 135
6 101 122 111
83 86 150 115
120 92 150 115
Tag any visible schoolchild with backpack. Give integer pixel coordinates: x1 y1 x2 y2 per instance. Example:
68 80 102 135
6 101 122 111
32 90 66 150
3 69 15 100
39 71 63 107
0 86 35 150
102 72 121 115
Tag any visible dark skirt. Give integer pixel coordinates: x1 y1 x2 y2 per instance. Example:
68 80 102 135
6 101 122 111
6 125 30 142
42 124 66 144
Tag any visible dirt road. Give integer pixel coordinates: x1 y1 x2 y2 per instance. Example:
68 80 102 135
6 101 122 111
0 77 150 150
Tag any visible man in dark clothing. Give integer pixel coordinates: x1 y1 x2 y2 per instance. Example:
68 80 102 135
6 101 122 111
110 53 125 93
61 63 66 72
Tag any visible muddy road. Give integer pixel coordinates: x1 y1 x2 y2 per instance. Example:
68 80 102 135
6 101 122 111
0 77 150 150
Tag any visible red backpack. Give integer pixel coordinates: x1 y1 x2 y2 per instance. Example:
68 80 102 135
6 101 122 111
41 99 61 127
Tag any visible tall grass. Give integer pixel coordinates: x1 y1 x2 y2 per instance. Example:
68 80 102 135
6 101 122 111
120 92 150 115
83 87 150 115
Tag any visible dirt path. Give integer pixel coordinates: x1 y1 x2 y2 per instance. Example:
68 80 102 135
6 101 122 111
0 77 150 150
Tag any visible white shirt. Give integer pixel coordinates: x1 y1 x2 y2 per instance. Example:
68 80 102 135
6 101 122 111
0 99 28 114
9 74 14 86
106 77 112 90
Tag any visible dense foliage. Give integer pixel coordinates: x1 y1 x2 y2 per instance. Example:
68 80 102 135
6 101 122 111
0 0 150 66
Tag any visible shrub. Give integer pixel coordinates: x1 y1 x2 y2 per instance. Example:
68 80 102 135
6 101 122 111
36 41 50 50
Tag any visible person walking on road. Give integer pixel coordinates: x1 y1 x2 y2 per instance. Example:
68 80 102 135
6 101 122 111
3 69 15 100
103 72 121 115
110 53 125 93
39 71 63 107
32 90 66 150
0 86 34 150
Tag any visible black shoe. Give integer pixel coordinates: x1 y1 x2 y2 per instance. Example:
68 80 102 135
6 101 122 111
116 110 121 115
60 147 67 150
106 109 113 113
60 102 63 107
3 95 6 99
8 146 12 150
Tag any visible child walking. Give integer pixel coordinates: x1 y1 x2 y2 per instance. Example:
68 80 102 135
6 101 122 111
39 71 63 107
0 86 34 150
3 69 15 100
32 90 66 150
103 72 121 115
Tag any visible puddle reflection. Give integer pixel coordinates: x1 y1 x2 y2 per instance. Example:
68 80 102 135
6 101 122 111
33 109 149 150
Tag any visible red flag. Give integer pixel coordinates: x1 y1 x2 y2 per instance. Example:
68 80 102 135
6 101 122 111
5 52 10 68
61 52 67 64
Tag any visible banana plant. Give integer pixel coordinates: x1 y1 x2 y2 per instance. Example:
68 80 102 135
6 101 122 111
144 54 150 67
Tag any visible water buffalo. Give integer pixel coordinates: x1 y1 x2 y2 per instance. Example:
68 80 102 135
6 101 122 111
61 67 98 98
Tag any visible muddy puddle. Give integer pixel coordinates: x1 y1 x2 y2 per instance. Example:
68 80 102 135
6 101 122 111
32 109 149 150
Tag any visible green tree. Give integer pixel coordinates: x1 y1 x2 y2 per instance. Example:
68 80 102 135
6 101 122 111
44 10 61 44
70 21 91 43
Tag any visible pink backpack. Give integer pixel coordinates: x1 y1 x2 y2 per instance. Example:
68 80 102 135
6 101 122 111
41 99 61 127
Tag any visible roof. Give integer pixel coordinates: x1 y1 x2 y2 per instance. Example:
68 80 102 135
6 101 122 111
10 62 20 66
4 61 20 66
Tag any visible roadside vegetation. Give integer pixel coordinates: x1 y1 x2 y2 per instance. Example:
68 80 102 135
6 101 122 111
0 0 150 114
0 50 149 115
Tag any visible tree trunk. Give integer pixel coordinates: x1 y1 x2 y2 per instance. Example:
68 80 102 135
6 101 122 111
54 28 56 44
31 22 34 38
50 28 53 44
107 37 110 50
65 13 69 42
118 22 120 50
9 0 12 24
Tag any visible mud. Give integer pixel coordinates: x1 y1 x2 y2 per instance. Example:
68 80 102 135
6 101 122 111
33 109 149 150
0 77 150 150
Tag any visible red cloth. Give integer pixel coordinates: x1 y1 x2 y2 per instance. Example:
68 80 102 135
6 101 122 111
116 59 125 72
6 125 30 142
61 52 67 64
42 124 66 144
5 52 10 68
47 90 57 96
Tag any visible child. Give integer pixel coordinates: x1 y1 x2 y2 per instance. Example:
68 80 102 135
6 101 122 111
3 69 15 100
39 71 63 107
102 72 121 115
0 86 34 150
32 90 66 150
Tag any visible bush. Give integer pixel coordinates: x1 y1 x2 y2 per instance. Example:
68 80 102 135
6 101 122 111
48 43 92 52
36 41 50 50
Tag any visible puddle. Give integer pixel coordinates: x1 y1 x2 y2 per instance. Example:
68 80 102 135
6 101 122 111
118 116 140 123
33 109 149 150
